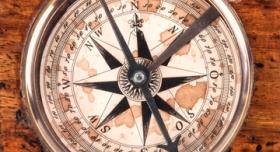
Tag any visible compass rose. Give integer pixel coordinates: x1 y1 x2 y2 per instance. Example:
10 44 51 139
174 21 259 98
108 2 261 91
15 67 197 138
74 2 212 148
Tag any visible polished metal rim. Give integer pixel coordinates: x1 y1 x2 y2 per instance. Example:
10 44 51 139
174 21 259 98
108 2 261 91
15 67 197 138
21 0 254 151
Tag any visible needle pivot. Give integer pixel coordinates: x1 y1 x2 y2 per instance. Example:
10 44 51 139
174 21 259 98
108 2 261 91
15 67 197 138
118 58 162 101
130 70 148 86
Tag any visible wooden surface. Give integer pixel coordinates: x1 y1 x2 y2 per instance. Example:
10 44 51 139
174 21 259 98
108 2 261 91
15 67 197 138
0 0 280 152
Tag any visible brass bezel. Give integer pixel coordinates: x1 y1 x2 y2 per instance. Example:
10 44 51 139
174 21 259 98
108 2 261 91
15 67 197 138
21 0 254 151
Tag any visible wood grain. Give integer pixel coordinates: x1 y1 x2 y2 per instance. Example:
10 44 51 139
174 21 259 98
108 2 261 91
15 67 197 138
0 0 279 152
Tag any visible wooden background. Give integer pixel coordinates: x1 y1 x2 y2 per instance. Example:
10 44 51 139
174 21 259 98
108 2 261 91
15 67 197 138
0 0 279 151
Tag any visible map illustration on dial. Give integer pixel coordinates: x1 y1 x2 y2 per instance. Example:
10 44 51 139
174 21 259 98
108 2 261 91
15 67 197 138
21 0 254 152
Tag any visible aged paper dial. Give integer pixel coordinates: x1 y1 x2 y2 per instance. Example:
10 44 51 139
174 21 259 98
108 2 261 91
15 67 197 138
21 0 253 152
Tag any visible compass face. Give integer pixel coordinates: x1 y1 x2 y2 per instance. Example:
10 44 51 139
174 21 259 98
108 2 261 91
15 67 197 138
22 0 253 152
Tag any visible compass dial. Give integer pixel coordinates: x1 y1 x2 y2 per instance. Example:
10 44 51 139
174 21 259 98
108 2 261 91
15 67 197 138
22 0 253 152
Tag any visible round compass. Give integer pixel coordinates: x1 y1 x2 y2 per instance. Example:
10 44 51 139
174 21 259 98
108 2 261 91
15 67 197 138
21 0 254 151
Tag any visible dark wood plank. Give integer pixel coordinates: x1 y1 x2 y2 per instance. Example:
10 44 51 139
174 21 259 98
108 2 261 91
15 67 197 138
230 0 280 151
0 0 43 152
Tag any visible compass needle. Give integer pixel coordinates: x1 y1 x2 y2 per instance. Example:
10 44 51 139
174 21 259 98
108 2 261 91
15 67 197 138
22 0 253 151
148 6 221 71
99 0 137 67
161 31 185 66
141 87 179 152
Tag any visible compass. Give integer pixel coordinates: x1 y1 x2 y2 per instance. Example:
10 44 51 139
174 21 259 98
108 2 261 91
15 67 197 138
21 0 254 151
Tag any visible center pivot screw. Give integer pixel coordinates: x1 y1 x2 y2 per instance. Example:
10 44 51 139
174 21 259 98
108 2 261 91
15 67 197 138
131 70 148 86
